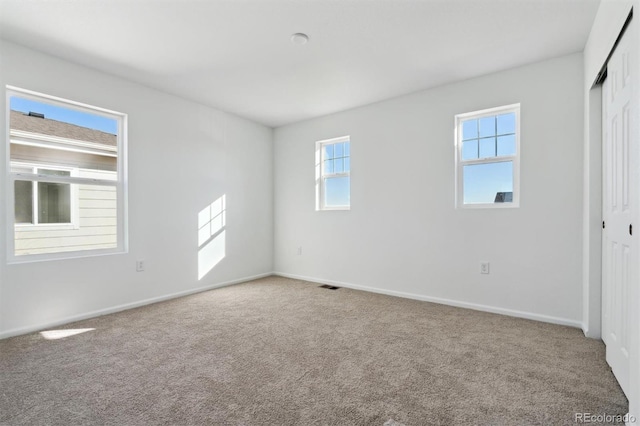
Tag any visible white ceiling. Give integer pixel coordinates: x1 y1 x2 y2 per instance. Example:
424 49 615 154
0 0 600 128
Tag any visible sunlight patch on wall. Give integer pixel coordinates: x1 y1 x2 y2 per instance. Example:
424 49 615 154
40 328 95 340
198 195 226 280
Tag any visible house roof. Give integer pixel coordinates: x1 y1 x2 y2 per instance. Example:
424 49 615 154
10 110 117 146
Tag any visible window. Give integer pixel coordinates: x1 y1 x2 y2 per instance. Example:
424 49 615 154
455 104 520 208
6 86 127 262
13 165 76 225
315 136 350 210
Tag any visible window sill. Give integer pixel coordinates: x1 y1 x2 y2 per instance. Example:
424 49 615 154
456 202 519 209
15 223 78 231
317 206 351 211
7 246 126 265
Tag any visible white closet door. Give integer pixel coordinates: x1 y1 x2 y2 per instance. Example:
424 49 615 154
602 20 637 398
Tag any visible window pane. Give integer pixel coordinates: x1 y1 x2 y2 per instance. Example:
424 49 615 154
462 140 478 160
462 119 478 140
479 137 496 158
38 182 71 223
9 92 124 259
39 169 70 177
497 113 516 135
335 143 344 157
497 135 516 156
9 98 118 170
335 158 344 173
15 180 33 224
324 144 334 160
344 142 350 156
344 157 351 172
479 116 496 138
324 159 334 174
324 176 350 207
463 161 513 204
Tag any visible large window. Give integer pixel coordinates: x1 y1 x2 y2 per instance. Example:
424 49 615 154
6 86 127 262
315 136 350 210
455 104 520 208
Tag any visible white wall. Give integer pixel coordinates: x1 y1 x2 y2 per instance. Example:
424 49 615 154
582 0 639 421
0 40 274 337
274 53 584 327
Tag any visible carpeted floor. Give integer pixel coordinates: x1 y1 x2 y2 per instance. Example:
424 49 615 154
0 276 628 425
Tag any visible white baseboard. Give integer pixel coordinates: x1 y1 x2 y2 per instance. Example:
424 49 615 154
273 271 583 329
2 270 583 339
581 324 603 339
0 272 272 340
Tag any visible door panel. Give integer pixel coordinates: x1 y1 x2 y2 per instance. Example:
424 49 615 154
602 21 637 398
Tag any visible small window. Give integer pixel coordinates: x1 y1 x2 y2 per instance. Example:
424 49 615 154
6 86 127 262
13 165 75 225
315 136 350 210
455 104 520 208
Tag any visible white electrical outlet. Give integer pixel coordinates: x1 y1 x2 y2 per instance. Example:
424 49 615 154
297 246 303 255
480 262 490 274
136 260 145 272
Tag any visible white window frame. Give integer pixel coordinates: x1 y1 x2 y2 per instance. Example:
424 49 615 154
455 104 520 209
315 135 350 211
11 162 80 230
6 86 128 263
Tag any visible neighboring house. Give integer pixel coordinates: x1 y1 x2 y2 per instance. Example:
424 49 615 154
10 110 118 255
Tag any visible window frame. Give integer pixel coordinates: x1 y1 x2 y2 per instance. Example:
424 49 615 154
315 135 351 211
6 86 128 264
454 104 520 209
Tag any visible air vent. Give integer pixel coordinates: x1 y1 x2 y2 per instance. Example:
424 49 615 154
319 284 340 290
28 112 45 119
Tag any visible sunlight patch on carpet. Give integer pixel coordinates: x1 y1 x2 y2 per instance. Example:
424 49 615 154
40 328 95 340
384 420 406 426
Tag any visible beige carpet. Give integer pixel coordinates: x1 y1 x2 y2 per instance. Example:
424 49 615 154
0 276 627 425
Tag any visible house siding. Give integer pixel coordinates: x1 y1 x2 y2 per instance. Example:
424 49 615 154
14 168 117 256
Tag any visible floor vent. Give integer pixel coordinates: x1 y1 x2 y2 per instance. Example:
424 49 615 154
319 284 340 290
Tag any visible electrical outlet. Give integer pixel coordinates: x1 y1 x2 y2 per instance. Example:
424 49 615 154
297 246 303 256
136 260 145 272
480 262 490 274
